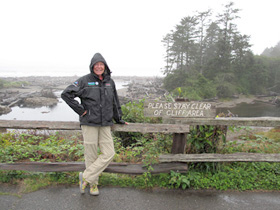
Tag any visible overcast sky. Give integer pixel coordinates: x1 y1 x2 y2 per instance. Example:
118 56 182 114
0 0 279 77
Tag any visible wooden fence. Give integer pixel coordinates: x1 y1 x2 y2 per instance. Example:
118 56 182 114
0 117 280 174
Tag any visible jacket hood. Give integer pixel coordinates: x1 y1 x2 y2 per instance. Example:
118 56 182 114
89 53 111 76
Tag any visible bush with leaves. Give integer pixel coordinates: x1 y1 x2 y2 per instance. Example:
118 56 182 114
0 131 84 163
187 125 227 154
114 99 161 147
169 74 216 100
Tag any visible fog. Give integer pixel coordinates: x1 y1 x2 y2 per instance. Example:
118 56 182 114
0 0 279 77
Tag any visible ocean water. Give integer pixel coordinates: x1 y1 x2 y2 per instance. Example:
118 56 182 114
0 81 129 122
217 102 280 117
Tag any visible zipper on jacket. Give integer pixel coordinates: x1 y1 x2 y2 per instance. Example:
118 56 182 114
100 83 103 124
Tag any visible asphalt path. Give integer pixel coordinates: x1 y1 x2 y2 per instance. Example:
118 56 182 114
1 184 280 210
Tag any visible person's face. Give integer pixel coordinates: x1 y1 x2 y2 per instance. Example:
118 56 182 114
93 62 105 76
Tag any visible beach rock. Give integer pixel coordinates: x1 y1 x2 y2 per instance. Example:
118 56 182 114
41 89 57 98
273 97 280 107
23 97 58 107
0 105 12 115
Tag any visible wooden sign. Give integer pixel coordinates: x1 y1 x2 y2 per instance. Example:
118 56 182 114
144 100 216 118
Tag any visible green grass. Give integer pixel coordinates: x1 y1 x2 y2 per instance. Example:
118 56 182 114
222 127 280 154
258 128 280 142
0 79 29 89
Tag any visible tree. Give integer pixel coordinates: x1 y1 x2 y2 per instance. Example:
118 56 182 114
162 2 279 98
162 33 174 75
171 16 199 72
195 9 212 74
215 1 240 75
262 41 280 58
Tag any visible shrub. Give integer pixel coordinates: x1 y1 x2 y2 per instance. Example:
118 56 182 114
114 99 161 147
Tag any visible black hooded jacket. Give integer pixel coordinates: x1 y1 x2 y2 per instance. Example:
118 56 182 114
61 53 123 126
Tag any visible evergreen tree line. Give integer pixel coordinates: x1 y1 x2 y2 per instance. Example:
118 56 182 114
162 2 280 100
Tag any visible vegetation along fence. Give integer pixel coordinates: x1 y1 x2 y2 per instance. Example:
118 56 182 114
1 115 280 174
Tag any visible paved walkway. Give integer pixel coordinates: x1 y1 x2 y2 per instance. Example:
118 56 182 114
1 184 280 210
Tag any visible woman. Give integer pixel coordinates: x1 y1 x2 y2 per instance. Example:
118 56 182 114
61 53 127 195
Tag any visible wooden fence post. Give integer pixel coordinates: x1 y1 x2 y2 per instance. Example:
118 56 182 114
171 133 187 154
0 128 7 133
171 98 189 154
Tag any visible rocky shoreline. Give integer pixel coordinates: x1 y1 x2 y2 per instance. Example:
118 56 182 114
0 76 279 115
0 76 160 114
0 76 77 114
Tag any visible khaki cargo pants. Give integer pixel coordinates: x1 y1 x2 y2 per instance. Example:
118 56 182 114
81 125 115 185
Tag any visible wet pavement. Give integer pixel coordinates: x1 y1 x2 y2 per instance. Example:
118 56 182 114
1 183 280 210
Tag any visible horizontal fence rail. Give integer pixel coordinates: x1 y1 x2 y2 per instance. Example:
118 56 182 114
0 120 190 133
1 117 280 132
0 162 188 174
160 153 280 163
165 117 280 127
